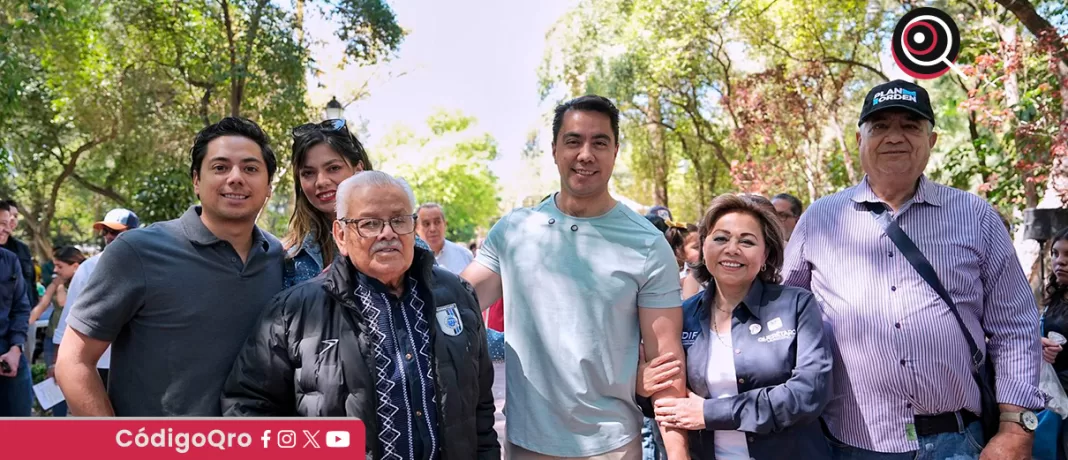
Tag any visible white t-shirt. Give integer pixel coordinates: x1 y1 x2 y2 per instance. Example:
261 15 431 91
435 239 474 275
53 254 111 369
707 330 751 459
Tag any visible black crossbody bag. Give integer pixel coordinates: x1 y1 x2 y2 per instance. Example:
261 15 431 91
864 202 1000 441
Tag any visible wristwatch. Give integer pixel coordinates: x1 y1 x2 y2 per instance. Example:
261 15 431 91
1000 411 1040 432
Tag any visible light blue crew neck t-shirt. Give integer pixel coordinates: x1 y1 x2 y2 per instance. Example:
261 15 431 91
475 195 682 456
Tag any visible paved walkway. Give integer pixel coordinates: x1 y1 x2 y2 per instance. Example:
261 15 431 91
492 360 506 440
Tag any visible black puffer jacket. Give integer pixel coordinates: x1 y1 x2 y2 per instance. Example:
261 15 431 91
221 248 500 460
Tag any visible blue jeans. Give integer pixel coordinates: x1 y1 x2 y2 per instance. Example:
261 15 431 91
641 417 666 460
828 421 985 460
0 354 33 416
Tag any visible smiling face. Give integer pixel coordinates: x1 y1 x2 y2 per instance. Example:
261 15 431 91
552 110 618 201
193 135 272 224
333 183 415 287
703 211 767 290
857 110 937 186
299 143 361 215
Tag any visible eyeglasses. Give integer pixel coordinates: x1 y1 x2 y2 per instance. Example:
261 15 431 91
291 119 347 138
338 214 418 238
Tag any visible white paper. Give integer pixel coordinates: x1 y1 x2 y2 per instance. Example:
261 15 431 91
33 377 66 410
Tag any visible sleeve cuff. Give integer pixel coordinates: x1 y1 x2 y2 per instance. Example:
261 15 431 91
7 335 26 348
67 315 119 343
703 397 739 431
996 377 1045 411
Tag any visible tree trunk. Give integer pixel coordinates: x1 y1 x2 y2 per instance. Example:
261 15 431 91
644 95 670 207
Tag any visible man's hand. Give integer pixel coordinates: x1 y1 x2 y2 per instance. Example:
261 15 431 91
1041 337 1062 364
0 346 21 377
637 347 681 398
980 423 1033 460
654 392 706 431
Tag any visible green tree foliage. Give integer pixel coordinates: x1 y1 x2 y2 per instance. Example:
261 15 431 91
376 110 501 243
0 0 403 258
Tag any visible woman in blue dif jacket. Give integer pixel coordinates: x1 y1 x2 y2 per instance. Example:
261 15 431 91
638 193 833 459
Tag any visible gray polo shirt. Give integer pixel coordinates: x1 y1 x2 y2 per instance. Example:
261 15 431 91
66 205 284 416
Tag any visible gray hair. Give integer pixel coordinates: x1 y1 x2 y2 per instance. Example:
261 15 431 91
335 171 417 219
417 202 445 220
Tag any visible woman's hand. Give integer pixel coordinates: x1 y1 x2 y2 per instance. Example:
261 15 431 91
1042 337 1063 364
654 392 707 430
637 347 682 398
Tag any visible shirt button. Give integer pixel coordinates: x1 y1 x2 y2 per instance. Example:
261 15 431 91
231 257 237 263
900 359 906 366
737 378 745 384
548 218 555 225
415 410 423 417
734 349 741 355
895 323 901 329
891 286 897 291
907 403 913 409
571 224 578 231
888 252 894 257
747 436 754 443
405 353 413 360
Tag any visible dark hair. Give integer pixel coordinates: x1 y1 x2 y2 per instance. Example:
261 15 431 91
189 117 278 183
2 199 18 210
664 225 690 267
552 95 620 145
53 246 86 265
645 215 669 234
282 124 373 267
1044 227 1068 311
0 201 9 213
692 193 787 285
772 193 803 218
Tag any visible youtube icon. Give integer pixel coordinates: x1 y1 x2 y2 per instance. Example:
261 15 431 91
326 431 350 448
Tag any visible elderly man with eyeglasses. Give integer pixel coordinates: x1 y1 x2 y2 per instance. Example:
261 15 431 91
223 170 500 460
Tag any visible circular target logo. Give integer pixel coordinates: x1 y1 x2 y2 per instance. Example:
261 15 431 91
891 7 963 80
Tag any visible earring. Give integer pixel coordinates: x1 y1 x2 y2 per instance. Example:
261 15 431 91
761 263 766 272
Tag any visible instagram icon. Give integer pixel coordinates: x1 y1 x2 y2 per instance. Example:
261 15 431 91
277 430 297 449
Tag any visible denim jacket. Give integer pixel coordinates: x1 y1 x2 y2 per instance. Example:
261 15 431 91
646 279 833 459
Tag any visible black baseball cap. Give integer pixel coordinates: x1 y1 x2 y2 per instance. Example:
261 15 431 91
858 80 935 127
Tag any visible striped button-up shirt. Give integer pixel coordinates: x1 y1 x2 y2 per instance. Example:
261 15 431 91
783 175 1043 453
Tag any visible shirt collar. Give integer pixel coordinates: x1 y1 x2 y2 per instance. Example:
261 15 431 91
181 205 269 251
701 278 768 320
850 175 942 208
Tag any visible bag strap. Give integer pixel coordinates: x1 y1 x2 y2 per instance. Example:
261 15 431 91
863 201 985 371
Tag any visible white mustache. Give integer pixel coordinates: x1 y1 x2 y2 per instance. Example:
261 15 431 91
371 240 403 253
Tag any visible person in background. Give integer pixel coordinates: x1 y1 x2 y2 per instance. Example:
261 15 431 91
417 202 474 274
282 118 429 288
1041 227 1068 389
28 246 85 416
56 117 284 416
51 208 139 395
771 193 803 241
0 199 37 309
640 193 832 459
0 202 31 417
223 171 500 459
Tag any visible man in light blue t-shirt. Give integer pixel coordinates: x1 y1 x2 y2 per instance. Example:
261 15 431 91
461 95 688 459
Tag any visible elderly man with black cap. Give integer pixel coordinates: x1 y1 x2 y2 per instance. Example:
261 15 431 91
782 80 1042 459
51 208 139 395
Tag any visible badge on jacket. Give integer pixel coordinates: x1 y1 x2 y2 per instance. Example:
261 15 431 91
436 304 464 336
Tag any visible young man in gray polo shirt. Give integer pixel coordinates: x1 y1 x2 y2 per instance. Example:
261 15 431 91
55 117 284 416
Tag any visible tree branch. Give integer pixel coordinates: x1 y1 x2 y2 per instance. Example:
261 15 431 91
232 0 270 118
220 0 239 116
70 173 129 206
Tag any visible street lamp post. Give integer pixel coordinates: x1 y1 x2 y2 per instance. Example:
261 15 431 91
325 96 344 120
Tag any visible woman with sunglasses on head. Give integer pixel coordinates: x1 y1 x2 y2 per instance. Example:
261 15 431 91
284 119 429 288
